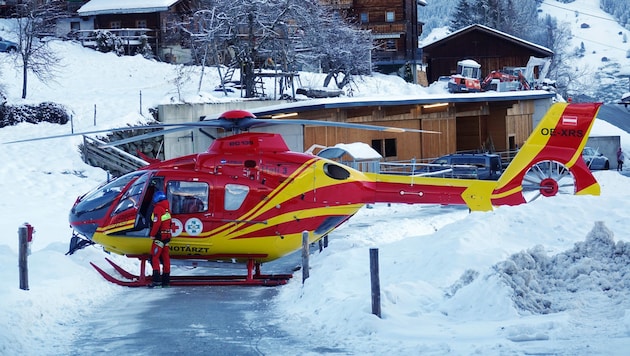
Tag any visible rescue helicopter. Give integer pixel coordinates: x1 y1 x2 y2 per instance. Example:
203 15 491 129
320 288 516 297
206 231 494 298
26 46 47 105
5 102 603 287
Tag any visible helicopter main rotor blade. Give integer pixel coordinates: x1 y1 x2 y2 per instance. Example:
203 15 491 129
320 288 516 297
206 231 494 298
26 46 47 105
162 117 441 133
4 111 440 146
258 118 441 134
2 123 170 144
100 118 441 147
98 126 193 147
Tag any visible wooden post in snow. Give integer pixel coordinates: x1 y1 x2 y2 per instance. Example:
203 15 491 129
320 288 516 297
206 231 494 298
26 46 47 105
18 225 29 291
370 248 381 318
302 231 309 283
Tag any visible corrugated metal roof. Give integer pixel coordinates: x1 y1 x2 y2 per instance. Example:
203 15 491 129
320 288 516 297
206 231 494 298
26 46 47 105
78 0 180 16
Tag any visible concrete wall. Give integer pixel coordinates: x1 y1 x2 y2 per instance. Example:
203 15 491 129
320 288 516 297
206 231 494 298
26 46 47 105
531 97 557 127
587 135 621 169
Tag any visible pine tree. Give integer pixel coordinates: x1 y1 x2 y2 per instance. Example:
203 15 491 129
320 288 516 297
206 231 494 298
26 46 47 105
449 0 474 32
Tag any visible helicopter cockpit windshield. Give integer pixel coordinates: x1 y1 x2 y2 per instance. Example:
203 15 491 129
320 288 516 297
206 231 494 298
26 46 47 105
70 171 150 237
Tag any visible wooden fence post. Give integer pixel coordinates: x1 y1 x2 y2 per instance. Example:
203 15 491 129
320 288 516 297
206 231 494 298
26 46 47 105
302 231 310 283
18 225 29 291
370 248 381 318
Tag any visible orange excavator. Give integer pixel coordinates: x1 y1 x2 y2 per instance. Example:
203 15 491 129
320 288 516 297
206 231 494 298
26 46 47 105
448 56 550 93
480 69 530 91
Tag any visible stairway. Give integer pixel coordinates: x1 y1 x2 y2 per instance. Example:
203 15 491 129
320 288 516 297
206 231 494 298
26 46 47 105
80 136 149 177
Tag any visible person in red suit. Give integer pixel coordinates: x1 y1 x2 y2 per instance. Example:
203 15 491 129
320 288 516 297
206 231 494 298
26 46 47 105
149 190 172 288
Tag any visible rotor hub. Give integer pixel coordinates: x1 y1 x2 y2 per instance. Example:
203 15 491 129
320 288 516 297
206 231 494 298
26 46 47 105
539 177 559 197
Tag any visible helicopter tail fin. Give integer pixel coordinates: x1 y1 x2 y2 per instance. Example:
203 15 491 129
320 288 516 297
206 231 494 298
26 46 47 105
490 102 602 206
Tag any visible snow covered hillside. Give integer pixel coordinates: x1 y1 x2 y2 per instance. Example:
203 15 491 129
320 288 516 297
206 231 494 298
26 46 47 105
541 0 630 103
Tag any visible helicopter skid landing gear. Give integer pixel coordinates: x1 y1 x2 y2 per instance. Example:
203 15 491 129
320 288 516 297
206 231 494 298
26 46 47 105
91 257 293 287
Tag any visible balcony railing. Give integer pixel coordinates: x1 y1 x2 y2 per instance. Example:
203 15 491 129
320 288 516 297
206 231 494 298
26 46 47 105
367 23 406 34
69 28 157 49
318 0 352 9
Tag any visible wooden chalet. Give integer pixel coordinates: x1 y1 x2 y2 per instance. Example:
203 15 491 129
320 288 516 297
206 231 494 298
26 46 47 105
422 24 553 84
323 0 425 82
72 0 192 62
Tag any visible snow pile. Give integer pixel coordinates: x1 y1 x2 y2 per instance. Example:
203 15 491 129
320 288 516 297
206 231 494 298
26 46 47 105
495 221 630 315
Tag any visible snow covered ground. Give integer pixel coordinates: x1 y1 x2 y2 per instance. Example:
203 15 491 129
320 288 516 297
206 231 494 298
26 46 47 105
2 2 630 353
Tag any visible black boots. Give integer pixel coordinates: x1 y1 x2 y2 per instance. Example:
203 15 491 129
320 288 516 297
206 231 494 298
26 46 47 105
161 272 170 288
149 270 161 288
148 271 170 288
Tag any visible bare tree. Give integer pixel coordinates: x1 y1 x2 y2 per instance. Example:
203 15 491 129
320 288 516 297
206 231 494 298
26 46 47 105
298 11 372 90
178 0 372 97
175 7 230 94
12 0 63 99
537 15 575 98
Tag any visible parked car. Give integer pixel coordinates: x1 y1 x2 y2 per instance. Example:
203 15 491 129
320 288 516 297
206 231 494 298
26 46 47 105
0 36 18 53
417 153 503 180
582 146 609 170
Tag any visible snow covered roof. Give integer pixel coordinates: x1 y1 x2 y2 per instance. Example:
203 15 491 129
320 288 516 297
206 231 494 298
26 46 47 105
318 142 382 161
458 59 480 68
422 24 553 56
78 0 181 16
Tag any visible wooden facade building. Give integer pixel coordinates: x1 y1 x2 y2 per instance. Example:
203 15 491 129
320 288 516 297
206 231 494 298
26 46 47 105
294 98 544 161
71 0 192 61
159 92 555 163
422 24 553 84
323 0 425 80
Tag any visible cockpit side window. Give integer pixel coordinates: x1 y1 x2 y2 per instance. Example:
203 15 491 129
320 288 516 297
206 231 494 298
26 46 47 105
112 172 150 215
167 181 209 214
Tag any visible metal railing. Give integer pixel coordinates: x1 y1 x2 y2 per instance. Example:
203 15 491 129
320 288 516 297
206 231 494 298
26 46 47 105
69 28 158 51
81 136 149 176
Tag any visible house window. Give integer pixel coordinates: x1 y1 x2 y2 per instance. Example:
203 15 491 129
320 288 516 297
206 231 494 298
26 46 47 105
386 11 395 23
371 139 397 158
136 20 147 29
70 21 80 31
110 21 121 29
360 12 369 24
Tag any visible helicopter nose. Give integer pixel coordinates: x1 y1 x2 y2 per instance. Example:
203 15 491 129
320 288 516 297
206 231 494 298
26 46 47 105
69 209 100 239
68 199 110 239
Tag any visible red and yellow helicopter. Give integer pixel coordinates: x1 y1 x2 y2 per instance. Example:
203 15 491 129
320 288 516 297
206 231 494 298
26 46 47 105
9 102 602 286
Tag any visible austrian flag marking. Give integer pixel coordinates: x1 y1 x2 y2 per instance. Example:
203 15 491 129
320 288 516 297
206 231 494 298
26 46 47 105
562 116 578 126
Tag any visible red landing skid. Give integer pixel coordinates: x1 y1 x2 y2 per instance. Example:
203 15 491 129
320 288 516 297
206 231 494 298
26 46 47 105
90 257 293 287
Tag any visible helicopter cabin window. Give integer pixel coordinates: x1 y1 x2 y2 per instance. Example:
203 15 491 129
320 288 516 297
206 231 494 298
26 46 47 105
224 184 249 211
167 181 208 214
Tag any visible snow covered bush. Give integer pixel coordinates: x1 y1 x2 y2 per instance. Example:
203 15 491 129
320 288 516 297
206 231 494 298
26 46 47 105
95 30 124 56
0 102 69 128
